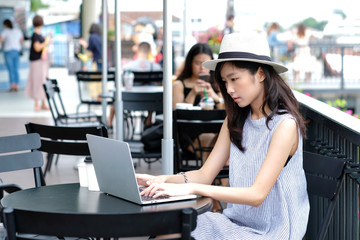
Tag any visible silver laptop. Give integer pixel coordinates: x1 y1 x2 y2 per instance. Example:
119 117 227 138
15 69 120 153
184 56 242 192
86 134 198 205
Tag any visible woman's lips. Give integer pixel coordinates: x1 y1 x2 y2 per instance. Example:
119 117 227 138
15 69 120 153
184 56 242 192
233 97 240 102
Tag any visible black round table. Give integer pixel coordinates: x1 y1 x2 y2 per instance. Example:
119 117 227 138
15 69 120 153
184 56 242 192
1 183 213 215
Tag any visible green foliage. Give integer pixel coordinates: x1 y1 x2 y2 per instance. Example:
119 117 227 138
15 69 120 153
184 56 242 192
326 98 347 109
31 0 50 12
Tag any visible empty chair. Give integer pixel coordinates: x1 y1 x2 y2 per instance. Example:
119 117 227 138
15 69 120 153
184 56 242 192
2 207 197 240
25 122 108 177
43 78 102 126
132 70 163 86
0 133 45 199
173 109 228 212
303 151 347 240
75 70 115 113
173 109 227 175
122 91 163 165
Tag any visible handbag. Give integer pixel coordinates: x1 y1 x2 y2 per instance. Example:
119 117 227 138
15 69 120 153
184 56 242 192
41 46 48 60
141 123 163 151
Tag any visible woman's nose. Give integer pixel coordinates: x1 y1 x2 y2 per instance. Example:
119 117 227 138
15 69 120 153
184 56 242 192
226 83 233 95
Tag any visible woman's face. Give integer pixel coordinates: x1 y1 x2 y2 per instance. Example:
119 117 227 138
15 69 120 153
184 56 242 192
192 53 211 78
220 62 265 109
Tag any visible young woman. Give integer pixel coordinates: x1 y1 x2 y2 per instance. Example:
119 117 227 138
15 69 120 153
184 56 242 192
173 43 224 109
137 32 310 239
25 15 50 111
0 19 24 92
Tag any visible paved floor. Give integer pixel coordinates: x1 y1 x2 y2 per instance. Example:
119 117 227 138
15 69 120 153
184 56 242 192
0 67 162 191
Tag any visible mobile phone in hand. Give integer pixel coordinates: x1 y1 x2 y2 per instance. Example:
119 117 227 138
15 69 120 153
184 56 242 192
198 73 211 82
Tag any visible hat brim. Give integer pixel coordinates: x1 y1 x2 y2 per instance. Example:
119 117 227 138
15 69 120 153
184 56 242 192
203 58 288 73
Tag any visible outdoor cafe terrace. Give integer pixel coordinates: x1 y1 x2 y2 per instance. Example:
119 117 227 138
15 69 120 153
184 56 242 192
0 66 359 239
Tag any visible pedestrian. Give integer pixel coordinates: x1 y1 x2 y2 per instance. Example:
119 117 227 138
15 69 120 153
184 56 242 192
137 31 310 239
79 23 102 71
25 15 50 111
0 19 24 92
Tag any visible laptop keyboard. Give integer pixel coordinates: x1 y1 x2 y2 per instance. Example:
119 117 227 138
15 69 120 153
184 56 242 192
138 186 169 201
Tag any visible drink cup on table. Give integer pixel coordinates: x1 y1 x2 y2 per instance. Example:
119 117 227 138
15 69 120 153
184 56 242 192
123 70 134 90
200 96 215 110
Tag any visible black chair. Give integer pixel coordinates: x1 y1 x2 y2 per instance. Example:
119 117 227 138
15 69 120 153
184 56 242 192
173 109 228 176
75 70 115 113
2 207 197 240
25 122 108 177
122 91 163 165
173 109 228 212
133 70 163 86
43 78 102 126
0 133 45 199
303 151 348 240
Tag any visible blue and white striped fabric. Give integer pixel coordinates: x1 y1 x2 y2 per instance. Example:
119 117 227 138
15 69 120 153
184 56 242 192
192 113 310 239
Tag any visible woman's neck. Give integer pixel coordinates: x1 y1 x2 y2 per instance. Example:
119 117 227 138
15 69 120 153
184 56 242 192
250 104 271 120
34 27 41 34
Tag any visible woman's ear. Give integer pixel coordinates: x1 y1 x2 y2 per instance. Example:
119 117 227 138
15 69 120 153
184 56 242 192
256 67 266 82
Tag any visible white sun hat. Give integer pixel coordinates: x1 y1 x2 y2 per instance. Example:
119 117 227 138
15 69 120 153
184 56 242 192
202 31 288 73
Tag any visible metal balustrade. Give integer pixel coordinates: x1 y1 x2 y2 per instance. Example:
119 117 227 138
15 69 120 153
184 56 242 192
295 91 360 240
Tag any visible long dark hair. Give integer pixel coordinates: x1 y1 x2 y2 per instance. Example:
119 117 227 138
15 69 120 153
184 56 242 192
214 61 306 152
178 43 219 91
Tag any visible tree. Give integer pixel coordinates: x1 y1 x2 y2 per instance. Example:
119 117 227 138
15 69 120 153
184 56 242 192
30 0 49 12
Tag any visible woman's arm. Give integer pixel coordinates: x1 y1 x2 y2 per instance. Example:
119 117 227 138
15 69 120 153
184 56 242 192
172 80 185 108
33 36 50 53
143 118 299 207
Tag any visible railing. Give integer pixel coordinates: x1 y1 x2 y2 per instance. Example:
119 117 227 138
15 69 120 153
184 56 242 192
295 91 360 240
272 42 360 93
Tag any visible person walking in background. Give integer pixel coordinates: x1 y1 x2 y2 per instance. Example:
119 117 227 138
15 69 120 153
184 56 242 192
79 23 103 101
292 23 316 82
26 15 50 111
223 14 234 35
79 23 102 71
0 19 24 92
267 22 285 62
137 31 309 239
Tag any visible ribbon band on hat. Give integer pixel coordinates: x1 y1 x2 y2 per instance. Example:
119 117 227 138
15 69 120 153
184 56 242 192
202 31 288 73
218 52 272 62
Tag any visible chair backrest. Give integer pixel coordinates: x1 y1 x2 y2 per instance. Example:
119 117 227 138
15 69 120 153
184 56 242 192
173 109 226 172
24 122 108 156
303 151 347 240
43 78 67 125
75 70 115 105
0 133 45 191
132 71 163 86
122 91 163 112
2 207 197 240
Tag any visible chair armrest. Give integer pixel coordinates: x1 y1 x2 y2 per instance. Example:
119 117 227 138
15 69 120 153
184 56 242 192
0 184 22 194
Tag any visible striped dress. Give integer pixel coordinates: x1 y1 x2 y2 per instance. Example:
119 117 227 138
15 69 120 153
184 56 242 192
192 112 310 239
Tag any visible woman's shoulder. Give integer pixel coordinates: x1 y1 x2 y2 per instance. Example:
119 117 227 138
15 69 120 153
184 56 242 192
32 32 44 42
173 79 185 89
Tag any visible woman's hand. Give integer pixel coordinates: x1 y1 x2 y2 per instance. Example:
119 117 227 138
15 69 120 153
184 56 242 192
136 174 166 186
194 79 220 102
140 182 195 198
193 79 215 96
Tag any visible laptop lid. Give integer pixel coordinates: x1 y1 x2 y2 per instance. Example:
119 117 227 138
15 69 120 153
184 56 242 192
86 134 197 205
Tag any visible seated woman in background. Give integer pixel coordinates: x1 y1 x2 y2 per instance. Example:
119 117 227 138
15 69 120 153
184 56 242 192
173 43 225 167
172 43 224 109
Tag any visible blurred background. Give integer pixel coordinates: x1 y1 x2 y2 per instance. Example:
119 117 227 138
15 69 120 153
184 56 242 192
1 0 360 115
